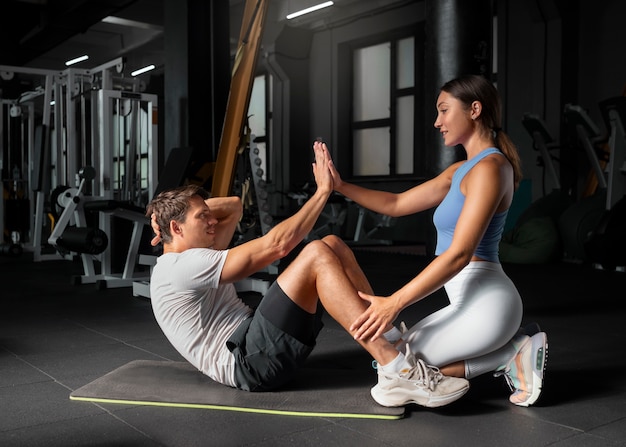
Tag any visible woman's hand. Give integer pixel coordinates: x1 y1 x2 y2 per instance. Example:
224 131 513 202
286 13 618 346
323 145 344 191
350 291 400 341
150 213 162 246
312 140 333 195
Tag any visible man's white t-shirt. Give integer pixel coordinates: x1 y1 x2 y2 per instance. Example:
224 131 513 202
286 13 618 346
150 248 253 387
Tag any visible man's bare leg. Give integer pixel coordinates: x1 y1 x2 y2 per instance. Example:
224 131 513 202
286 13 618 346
276 239 470 408
276 239 399 366
318 235 399 338
320 235 374 295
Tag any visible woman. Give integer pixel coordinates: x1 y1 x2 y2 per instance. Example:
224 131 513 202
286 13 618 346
327 74 547 407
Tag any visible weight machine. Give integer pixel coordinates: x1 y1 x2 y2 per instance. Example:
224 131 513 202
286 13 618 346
558 104 612 263
584 96 626 270
0 58 159 287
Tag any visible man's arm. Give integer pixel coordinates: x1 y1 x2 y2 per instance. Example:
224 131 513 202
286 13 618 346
206 196 243 250
219 141 332 284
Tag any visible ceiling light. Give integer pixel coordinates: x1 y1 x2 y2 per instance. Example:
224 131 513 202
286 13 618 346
286 1 334 20
65 55 89 66
101 16 163 31
131 64 156 77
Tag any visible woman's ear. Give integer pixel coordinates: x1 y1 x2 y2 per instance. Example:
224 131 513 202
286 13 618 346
470 100 482 120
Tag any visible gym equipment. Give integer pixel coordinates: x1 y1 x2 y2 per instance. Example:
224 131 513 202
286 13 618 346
522 113 562 193
47 166 151 288
563 104 608 195
584 96 626 270
211 0 269 197
0 58 157 281
0 242 22 257
70 359 404 420
599 96 626 209
558 104 609 262
500 114 572 264
288 184 347 241
0 80 45 254
347 200 395 246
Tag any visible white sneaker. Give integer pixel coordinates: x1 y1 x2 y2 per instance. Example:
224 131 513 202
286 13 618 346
500 331 548 407
371 345 470 408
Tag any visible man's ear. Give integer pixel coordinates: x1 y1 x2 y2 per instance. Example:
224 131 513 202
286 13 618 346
170 220 182 236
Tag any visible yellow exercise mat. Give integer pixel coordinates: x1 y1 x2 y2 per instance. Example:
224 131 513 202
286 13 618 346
70 360 404 420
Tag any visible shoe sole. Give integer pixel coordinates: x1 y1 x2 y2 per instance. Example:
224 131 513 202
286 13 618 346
514 332 548 407
370 382 470 408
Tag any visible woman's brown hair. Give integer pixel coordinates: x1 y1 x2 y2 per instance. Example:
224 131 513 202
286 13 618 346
441 75 523 189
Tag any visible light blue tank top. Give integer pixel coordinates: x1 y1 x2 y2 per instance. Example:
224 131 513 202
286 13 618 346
432 148 508 263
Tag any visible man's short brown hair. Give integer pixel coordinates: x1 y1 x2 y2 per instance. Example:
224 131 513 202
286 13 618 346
146 185 210 244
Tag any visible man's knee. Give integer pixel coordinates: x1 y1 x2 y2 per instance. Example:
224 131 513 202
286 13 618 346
301 239 332 257
321 234 349 253
321 234 342 246
321 234 355 260
297 239 340 268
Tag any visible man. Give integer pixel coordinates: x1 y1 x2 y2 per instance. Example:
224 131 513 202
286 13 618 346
146 141 469 407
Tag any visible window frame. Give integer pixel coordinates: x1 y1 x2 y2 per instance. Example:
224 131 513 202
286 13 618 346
337 23 425 181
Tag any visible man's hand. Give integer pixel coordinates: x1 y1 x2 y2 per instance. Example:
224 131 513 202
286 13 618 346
150 213 162 246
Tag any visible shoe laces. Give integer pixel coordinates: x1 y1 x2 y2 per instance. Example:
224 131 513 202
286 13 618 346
494 368 516 392
403 344 443 391
493 339 527 393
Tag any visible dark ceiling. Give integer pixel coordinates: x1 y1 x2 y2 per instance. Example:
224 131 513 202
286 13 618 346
0 0 411 86
2 0 160 67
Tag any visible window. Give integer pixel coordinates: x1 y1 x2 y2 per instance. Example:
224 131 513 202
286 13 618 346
248 74 269 181
338 25 425 178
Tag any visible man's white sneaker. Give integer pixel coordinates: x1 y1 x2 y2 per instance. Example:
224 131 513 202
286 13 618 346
371 345 470 408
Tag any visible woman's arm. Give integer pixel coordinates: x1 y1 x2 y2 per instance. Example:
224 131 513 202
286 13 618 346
326 145 459 217
351 158 511 341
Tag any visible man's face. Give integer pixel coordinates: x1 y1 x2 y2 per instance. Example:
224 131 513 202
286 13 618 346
176 195 218 249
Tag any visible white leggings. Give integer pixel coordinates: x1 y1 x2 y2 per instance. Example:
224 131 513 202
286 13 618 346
405 261 523 367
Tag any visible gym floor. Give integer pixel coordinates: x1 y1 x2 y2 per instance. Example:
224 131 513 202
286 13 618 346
1 246 625 447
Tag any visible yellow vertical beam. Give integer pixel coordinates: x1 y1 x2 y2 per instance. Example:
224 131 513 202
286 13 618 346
211 0 268 197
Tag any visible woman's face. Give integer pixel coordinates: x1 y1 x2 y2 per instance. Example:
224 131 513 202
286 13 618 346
433 91 475 147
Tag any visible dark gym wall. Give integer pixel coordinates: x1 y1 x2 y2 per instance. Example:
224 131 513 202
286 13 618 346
501 0 625 203
270 26 314 191
163 0 230 168
163 0 188 162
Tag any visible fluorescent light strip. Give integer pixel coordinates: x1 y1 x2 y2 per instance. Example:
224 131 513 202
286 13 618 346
102 16 163 31
65 55 89 66
286 1 334 20
131 64 156 76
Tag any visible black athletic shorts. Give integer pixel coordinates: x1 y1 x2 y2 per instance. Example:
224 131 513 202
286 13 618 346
226 282 323 392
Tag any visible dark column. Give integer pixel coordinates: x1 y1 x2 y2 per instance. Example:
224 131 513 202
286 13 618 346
163 0 230 167
188 0 230 164
424 0 493 176
163 0 188 161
